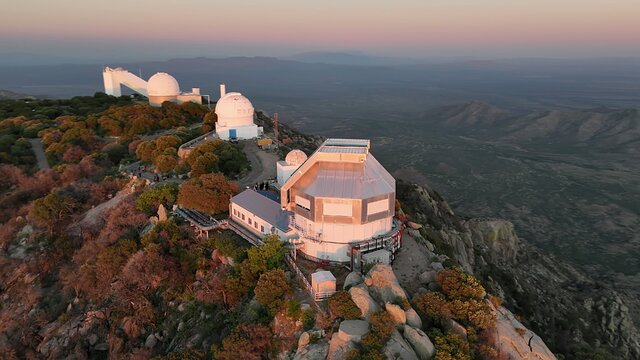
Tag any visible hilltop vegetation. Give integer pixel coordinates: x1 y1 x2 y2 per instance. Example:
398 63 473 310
0 94 262 358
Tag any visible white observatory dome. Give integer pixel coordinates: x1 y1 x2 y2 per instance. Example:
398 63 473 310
147 72 180 97
215 92 255 127
285 150 308 166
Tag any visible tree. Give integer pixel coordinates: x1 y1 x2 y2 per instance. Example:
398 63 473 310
185 139 249 178
246 235 287 275
255 268 290 315
29 192 78 234
177 173 239 214
136 183 179 214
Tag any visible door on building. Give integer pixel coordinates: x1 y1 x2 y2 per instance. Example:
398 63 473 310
229 129 237 138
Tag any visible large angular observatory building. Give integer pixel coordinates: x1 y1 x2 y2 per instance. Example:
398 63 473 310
230 138 402 265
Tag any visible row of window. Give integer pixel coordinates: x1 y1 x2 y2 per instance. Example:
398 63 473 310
233 207 266 233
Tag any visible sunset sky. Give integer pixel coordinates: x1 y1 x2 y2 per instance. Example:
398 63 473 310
1 0 639 62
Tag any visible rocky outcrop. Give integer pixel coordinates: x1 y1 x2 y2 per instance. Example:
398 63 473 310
466 218 519 263
349 285 380 319
491 304 557 360
403 325 435 360
396 182 640 358
384 329 418 360
364 264 407 303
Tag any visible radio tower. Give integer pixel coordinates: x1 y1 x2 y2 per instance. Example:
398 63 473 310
273 112 279 145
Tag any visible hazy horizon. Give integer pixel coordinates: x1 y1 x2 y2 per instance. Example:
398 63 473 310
2 0 639 65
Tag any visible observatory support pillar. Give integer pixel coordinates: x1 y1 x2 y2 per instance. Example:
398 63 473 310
103 70 121 97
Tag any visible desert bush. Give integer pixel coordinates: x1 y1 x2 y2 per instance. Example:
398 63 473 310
413 291 451 323
328 291 361 320
436 268 485 300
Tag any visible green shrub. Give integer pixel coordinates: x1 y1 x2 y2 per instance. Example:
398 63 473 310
328 291 362 320
302 308 315 330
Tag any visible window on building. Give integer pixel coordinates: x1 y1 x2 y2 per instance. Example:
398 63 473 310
241 213 245 221
261 225 265 233
254 221 258 229
249 218 252 225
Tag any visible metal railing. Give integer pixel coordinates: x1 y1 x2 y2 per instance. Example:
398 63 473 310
285 252 335 302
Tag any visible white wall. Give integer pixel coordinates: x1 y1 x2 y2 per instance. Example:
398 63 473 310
216 123 260 140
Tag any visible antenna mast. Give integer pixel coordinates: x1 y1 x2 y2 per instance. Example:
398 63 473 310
274 112 279 145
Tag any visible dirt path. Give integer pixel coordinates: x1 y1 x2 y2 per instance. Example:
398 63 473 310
392 229 434 297
240 141 278 187
29 139 50 170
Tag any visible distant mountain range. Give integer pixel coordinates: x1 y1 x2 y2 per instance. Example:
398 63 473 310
0 89 37 100
425 101 640 153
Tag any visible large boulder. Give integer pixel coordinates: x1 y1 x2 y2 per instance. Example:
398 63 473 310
384 329 418 360
349 285 380 319
403 325 435 360
327 332 356 360
364 264 408 304
343 272 363 290
405 308 423 329
385 303 407 326
337 320 369 343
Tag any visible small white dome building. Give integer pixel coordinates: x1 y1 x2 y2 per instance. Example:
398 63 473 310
285 150 308 166
215 84 261 140
277 149 308 186
147 72 180 106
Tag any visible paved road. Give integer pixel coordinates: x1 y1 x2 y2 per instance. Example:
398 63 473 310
29 138 50 170
239 141 278 187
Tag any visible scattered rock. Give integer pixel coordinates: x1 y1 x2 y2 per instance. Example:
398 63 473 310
337 320 369 343
157 204 168 222
424 240 435 252
408 221 423 230
431 262 444 272
418 270 437 285
94 343 108 351
145 334 157 349
384 329 418 360
405 308 423 329
403 325 435 359
385 303 407 325
446 319 467 339
343 272 363 290
297 332 310 351
349 285 380 319
428 282 439 291
294 340 330 360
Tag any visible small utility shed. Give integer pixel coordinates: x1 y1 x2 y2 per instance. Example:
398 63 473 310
311 270 336 296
